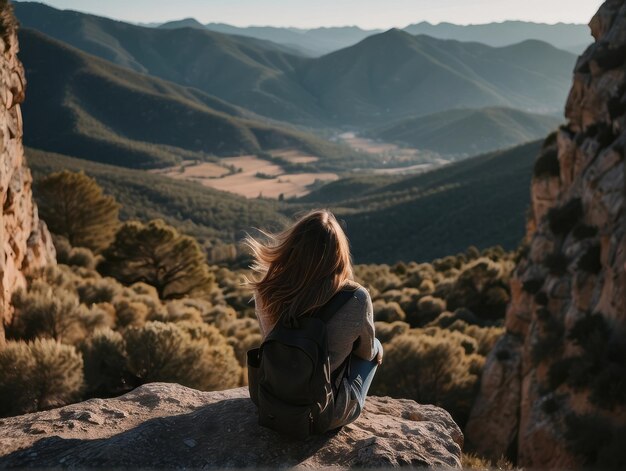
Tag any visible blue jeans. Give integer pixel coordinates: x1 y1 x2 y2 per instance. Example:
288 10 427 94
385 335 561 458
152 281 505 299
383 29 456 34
346 338 382 416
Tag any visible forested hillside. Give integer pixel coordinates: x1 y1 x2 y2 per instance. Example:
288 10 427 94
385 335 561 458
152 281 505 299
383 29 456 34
18 29 363 169
301 140 543 262
27 136 543 265
369 107 560 157
299 31 575 123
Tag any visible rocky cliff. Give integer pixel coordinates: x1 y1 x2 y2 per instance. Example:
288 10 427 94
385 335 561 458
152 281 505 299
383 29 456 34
466 0 626 468
0 383 464 468
0 0 54 342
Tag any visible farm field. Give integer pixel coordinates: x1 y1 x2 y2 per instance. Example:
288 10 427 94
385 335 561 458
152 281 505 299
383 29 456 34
156 153 338 199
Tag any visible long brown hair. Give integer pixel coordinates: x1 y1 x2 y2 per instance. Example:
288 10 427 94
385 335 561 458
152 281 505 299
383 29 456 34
244 209 353 325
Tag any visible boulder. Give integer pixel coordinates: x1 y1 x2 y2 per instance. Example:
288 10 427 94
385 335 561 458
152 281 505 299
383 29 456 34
0 383 463 468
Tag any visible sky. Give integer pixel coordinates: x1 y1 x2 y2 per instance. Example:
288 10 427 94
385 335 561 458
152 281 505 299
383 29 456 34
26 0 604 29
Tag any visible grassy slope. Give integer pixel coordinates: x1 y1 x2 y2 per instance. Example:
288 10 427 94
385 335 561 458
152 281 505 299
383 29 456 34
19 29 365 170
369 107 561 156
301 140 542 263
16 3 576 126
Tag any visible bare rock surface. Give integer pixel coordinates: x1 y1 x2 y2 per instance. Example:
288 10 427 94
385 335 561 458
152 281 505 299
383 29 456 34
466 0 626 468
0 2 55 341
0 383 463 468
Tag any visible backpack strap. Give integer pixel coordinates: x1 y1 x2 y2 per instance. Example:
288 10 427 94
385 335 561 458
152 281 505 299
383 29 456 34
314 288 356 324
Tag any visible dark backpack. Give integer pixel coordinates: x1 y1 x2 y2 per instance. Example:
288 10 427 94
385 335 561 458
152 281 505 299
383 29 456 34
247 288 354 440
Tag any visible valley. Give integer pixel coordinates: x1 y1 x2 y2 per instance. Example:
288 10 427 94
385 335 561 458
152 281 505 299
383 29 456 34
14 1 571 262
3 2 624 470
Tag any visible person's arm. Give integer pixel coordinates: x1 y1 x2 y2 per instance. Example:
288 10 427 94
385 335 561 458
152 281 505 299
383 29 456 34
352 290 379 362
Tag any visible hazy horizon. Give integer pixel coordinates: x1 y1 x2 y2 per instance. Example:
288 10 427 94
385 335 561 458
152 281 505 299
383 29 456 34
17 0 603 29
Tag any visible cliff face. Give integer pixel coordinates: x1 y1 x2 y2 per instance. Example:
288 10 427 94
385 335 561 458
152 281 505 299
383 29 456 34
466 0 626 468
0 383 464 468
0 1 55 341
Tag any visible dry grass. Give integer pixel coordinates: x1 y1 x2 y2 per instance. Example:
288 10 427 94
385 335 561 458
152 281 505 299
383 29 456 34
155 154 337 199
461 453 518 470
152 161 230 180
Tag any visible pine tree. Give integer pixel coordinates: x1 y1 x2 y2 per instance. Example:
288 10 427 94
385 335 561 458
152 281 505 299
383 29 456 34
36 170 120 252
99 219 215 299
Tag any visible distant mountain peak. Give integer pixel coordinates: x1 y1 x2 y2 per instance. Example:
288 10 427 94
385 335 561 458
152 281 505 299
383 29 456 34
158 18 205 30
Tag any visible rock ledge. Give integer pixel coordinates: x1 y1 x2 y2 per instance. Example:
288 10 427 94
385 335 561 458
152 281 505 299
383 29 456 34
0 383 463 468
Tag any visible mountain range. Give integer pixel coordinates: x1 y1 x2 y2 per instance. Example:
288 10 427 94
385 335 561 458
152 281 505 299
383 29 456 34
18 29 361 169
298 30 574 123
13 1 568 262
14 2 576 126
403 21 591 54
157 16 591 56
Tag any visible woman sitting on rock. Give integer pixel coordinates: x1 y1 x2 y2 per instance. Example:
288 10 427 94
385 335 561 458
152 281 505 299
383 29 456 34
245 209 382 437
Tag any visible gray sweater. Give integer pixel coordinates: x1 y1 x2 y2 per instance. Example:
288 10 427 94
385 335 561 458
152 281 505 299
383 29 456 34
254 281 377 427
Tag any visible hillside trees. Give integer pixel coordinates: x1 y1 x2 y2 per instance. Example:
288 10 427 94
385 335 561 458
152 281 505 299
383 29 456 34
36 170 120 252
99 220 216 300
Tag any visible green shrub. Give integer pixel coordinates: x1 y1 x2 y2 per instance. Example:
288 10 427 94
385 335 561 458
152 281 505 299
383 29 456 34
124 321 241 391
371 329 480 425
561 314 626 409
81 328 129 396
113 299 150 328
52 235 72 264
0 341 36 416
548 198 583 235
148 300 204 324
67 247 97 269
448 321 504 356
373 300 405 322
446 258 510 321
533 146 560 178
78 278 121 304
465 246 481 261
375 321 410 344
9 284 85 343
406 295 446 326
0 339 84 417
577 244 602 274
